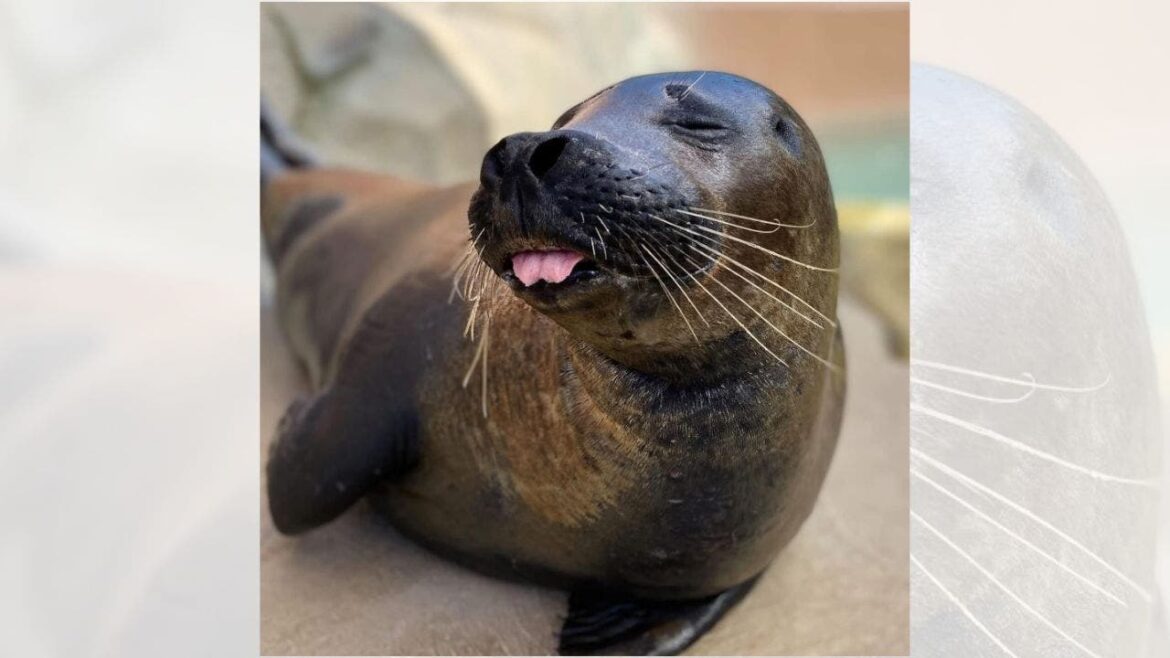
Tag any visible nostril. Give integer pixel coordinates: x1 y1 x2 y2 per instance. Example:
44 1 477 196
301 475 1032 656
480 137 509 185
528 136 569 180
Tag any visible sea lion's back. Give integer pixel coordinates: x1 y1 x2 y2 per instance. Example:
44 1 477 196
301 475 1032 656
264 169 473 385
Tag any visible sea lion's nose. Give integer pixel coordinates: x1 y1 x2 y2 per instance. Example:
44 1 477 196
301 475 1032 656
527 135 570 181
480 136 513 187
481 130 598 191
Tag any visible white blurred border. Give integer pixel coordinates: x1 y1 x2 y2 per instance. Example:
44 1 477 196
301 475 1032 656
914 0 1169 653
1 1 1166 657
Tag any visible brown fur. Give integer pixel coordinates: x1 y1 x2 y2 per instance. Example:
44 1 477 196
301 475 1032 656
264 72 845 601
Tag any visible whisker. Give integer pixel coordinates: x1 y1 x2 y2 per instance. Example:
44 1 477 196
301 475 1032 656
463 260 489 304
643 242 709 330
447 245 474 276
462 327 486 388
481 311 490 418
595 227 608 260
679 252 838 372
913 467 1126 604
678 71 706 101
912 359 1111 393
914 511 1104 658
911 555 1021 658
651 214 838 273
911 444 1155 602
464 296 481 340
689 206 816 229
641 236 711 327
685 240 828 329
913 404 1159 488
638 244 700 343
675 208 781 234
676 255 789 367
655 221 836 326
448 251 475 302
913 375 1038 403
628 162 670 181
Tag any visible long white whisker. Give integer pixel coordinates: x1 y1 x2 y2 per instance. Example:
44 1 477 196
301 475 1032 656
680 253 838 372
689 206 817 229
449 254 474 302
912 359 1111 393
651 213 837 272
913 404 1159 488
481 312 490 418
638 244 699 343
911 555 1021 658
678 71 706 100
464 297 480 340
913 511 1104 658
675 255 789 367
654 220 835 327
643 242 709 329
686 240 826 330
913 467 1126 604
462 328 485 388
913 375 1038 403
911 445 1154 602
675 208 780 234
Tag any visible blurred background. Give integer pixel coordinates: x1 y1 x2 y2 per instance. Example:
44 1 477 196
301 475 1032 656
258 3 909 655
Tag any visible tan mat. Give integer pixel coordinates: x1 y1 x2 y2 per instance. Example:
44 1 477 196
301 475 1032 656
260 296 908 656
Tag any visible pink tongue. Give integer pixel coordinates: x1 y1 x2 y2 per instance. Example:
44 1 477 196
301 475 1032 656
512 250 585 286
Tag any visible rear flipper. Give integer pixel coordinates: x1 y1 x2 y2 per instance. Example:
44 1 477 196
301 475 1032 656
558 578 757 656
266 389 418 535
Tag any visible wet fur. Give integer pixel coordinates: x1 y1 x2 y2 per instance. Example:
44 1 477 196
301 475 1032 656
264 72 845 603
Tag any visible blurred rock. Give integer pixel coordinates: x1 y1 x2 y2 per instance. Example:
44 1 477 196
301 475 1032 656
260 3 689 184
839 201 910 357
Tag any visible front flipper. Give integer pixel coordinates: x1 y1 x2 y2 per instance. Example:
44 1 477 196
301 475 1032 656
266 388 417 534
558 579 757 656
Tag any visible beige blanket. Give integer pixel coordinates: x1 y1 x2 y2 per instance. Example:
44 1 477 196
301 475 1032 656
260 296 908 655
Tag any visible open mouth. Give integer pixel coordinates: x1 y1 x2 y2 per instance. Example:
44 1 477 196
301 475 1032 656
506 249 602 288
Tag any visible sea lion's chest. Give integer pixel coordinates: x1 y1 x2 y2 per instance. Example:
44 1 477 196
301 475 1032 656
382 312 824 592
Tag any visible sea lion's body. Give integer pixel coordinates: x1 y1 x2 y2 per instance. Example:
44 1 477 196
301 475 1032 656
265 170 843 599
264 71 845 652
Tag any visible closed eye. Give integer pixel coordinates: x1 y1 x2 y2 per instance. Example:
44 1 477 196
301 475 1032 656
671 119 728 132
666 119 731 148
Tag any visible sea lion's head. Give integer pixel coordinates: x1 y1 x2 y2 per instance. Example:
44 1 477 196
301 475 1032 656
468 71 839 379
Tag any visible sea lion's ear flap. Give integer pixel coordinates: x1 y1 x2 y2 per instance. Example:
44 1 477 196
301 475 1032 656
266 390 418 535
774 116 802 157
557 578 757 655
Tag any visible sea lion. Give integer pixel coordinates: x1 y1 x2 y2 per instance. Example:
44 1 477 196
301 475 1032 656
262 71 846 655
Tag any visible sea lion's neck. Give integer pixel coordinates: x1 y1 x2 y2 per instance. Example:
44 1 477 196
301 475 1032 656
559 332 790 442
564 326 789 397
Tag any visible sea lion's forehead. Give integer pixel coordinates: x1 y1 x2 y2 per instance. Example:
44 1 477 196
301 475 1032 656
613 71 776 105
563 71 779 129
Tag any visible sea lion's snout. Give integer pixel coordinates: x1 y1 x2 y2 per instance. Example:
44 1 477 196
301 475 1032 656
479 130 600 192
470 127 709 292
